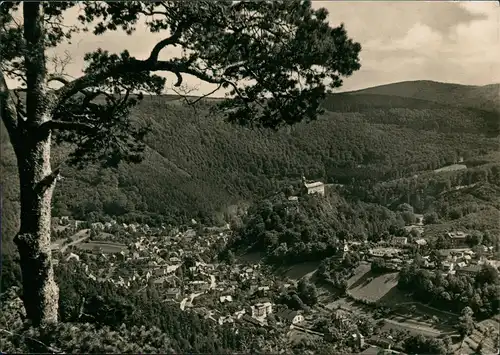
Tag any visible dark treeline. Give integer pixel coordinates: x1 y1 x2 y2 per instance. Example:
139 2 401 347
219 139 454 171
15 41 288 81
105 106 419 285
345 162 500 238
398 264 500 319
2 262 278 354
347 163 500 211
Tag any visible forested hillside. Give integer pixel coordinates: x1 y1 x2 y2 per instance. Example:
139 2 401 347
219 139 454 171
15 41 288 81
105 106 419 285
228 191 405 264
229 153 500 263
2 81 499 251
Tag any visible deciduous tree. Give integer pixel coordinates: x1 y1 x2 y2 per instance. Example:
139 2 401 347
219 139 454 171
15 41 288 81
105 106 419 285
0 0 361 325
457 306 475 340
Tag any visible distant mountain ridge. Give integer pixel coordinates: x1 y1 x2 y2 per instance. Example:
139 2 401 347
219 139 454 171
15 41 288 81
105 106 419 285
346 80 500 112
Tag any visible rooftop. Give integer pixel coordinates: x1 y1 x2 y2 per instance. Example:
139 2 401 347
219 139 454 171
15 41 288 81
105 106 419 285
447 231 467 239
458 265 482 273
275 309 299 322
304 181 324 188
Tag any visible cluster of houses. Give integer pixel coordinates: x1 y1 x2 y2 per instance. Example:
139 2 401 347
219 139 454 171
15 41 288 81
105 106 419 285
70 230 315 332
426 248 497 276
344 215 499 276
192 298 307 330
57 218 301 328
366 246 406 271
134 254 316 331
363 240 497 276
336 224 498 276
53 216 232 288
52 214 498 354
56 216 154 235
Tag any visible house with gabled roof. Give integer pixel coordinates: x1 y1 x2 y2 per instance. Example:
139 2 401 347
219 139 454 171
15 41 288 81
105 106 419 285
301 176 325 196
275 309 304 326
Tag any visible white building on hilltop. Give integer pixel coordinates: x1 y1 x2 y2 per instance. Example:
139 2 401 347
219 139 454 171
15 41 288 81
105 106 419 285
302 176 325 196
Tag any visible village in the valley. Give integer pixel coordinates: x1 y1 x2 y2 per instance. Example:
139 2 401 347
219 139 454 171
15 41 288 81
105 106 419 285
50 181 500 355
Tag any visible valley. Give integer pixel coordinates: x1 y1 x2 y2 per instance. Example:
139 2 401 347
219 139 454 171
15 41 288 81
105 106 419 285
39 209 500 355
2 0 500 353
2 80 500 355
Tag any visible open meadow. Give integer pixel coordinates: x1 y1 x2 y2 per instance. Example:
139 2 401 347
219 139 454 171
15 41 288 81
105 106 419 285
346 264 406 304
75 241 127 254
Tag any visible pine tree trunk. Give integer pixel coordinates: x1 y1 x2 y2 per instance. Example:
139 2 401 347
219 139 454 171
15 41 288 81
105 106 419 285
11 2 59 326
14 135 59 325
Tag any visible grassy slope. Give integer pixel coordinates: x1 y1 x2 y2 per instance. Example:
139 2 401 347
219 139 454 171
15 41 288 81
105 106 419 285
2 81 499 249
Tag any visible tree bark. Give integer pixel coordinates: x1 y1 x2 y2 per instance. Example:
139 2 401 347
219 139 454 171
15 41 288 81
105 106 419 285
11 2 59 326
14 136 59 326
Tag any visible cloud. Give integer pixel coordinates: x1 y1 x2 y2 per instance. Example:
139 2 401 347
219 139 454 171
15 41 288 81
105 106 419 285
458 2 497 16
412 1 488 37
363 23 443 55
4 2 499 93
316 1 488 43
451 8 500 61
396 23 444 51
338 2 499 91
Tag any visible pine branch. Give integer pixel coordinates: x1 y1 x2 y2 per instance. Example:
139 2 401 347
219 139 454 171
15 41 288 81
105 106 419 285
53 14 247 109
39 120 97 133
147 24 185 64
47 74 70 85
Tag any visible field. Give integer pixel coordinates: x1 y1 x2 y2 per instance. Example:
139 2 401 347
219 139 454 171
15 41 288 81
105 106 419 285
346 263 405 304
346 263 371 287
393 302 457 321
282 261 320 280
321 262 459 339
75 241 127 254
236 251 265 264
301 262 453 338
381 317 455 338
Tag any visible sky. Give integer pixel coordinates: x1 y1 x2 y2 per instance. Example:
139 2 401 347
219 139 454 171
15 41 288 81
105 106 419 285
7 1 500 96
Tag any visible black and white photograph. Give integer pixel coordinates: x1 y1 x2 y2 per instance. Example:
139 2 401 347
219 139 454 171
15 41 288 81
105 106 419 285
1 1 499 353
